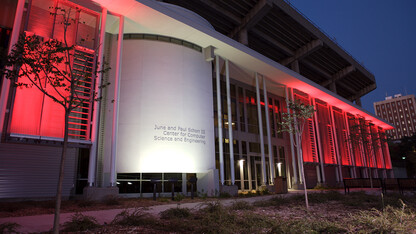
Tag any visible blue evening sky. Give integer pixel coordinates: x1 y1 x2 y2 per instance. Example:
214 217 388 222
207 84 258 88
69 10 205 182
286 0 416 113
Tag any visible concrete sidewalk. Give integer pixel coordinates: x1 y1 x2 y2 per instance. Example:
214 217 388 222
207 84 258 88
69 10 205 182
0 188 384 233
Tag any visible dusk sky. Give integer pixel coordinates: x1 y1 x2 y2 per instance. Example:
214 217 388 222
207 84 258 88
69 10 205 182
287 0 416 114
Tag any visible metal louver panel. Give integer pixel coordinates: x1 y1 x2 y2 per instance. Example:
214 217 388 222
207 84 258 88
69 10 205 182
308 119 318 162
326 125 337 164
0 144 77 199
68 46 95 140
342 130 351 165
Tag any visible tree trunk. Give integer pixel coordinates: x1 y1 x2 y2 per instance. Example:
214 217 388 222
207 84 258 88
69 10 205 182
298 135 309 210
53 110 70 234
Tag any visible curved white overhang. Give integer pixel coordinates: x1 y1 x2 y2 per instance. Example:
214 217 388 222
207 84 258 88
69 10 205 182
90 0 393 130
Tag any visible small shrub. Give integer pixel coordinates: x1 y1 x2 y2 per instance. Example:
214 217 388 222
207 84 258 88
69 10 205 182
0 222 20 234
158 197 170 202
62 213 100 232
198 189 208 199
112 208 157 227
238 190 257 197
103 195 120 206
196 201 238 233
230 200 254 210
174 193 185 201
259 188 270 195
160 206 192 219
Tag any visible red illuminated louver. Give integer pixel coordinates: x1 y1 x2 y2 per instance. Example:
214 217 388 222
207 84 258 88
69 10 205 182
326 125 337 164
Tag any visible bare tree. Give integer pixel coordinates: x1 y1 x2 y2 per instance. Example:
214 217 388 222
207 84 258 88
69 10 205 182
348 118 387 188
279 99 316 209
2 7 108 233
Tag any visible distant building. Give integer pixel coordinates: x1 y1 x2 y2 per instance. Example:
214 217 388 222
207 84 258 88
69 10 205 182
374 94 416 140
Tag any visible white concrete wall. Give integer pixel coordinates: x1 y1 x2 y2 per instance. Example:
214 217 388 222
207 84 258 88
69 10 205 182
104 38 215 175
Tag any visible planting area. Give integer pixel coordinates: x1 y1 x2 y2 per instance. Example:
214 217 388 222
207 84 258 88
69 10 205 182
1 191 416 233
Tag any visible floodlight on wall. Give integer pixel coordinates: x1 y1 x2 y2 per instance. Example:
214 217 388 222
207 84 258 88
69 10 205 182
277 162 282 177
239 159 245 168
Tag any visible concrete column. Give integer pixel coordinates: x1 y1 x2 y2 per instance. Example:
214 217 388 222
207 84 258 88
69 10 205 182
225 59 235 185
285 86 298 185
312 98 326 184
88 7 107 187
329 106 343 181
262 77 274 183
0 0 25 140
255 73 267 186
110 16 124 187
215 56 225 185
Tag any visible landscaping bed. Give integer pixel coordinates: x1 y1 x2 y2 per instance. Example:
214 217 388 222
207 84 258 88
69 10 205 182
1 191 416 233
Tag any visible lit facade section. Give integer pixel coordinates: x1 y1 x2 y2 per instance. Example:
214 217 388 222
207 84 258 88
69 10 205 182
0 0 395 198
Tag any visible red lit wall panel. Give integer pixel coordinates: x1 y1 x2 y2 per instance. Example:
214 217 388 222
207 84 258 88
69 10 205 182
379 129 392 169
360 119 376 168
294 94 318 163
348 116 364 167
26 0 55 39
10 76 44 136
9 0 99 140
333 110 352 166
370 125 384 169
316 102 336 164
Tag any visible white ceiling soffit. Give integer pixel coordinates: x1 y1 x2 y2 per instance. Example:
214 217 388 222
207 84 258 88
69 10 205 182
91 0 393 129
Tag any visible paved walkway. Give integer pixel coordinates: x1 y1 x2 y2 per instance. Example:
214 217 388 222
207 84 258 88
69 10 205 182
0 188 384 233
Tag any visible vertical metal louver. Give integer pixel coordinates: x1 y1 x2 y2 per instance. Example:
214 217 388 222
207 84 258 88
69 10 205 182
342 130 351 165
68 46 95 140
327 125 336 164
308 119 318 162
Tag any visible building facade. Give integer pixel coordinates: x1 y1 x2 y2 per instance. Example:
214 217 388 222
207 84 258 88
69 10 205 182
0 0 393 199
374 94 416 140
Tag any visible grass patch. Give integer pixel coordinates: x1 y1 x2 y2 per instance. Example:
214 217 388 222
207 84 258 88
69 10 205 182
160 206 192 219
348 203 416 233
270 217 347 233
230 200 254 210
307 191 344 203
112 208 157 227
62 213 100 232
254 195 287 207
